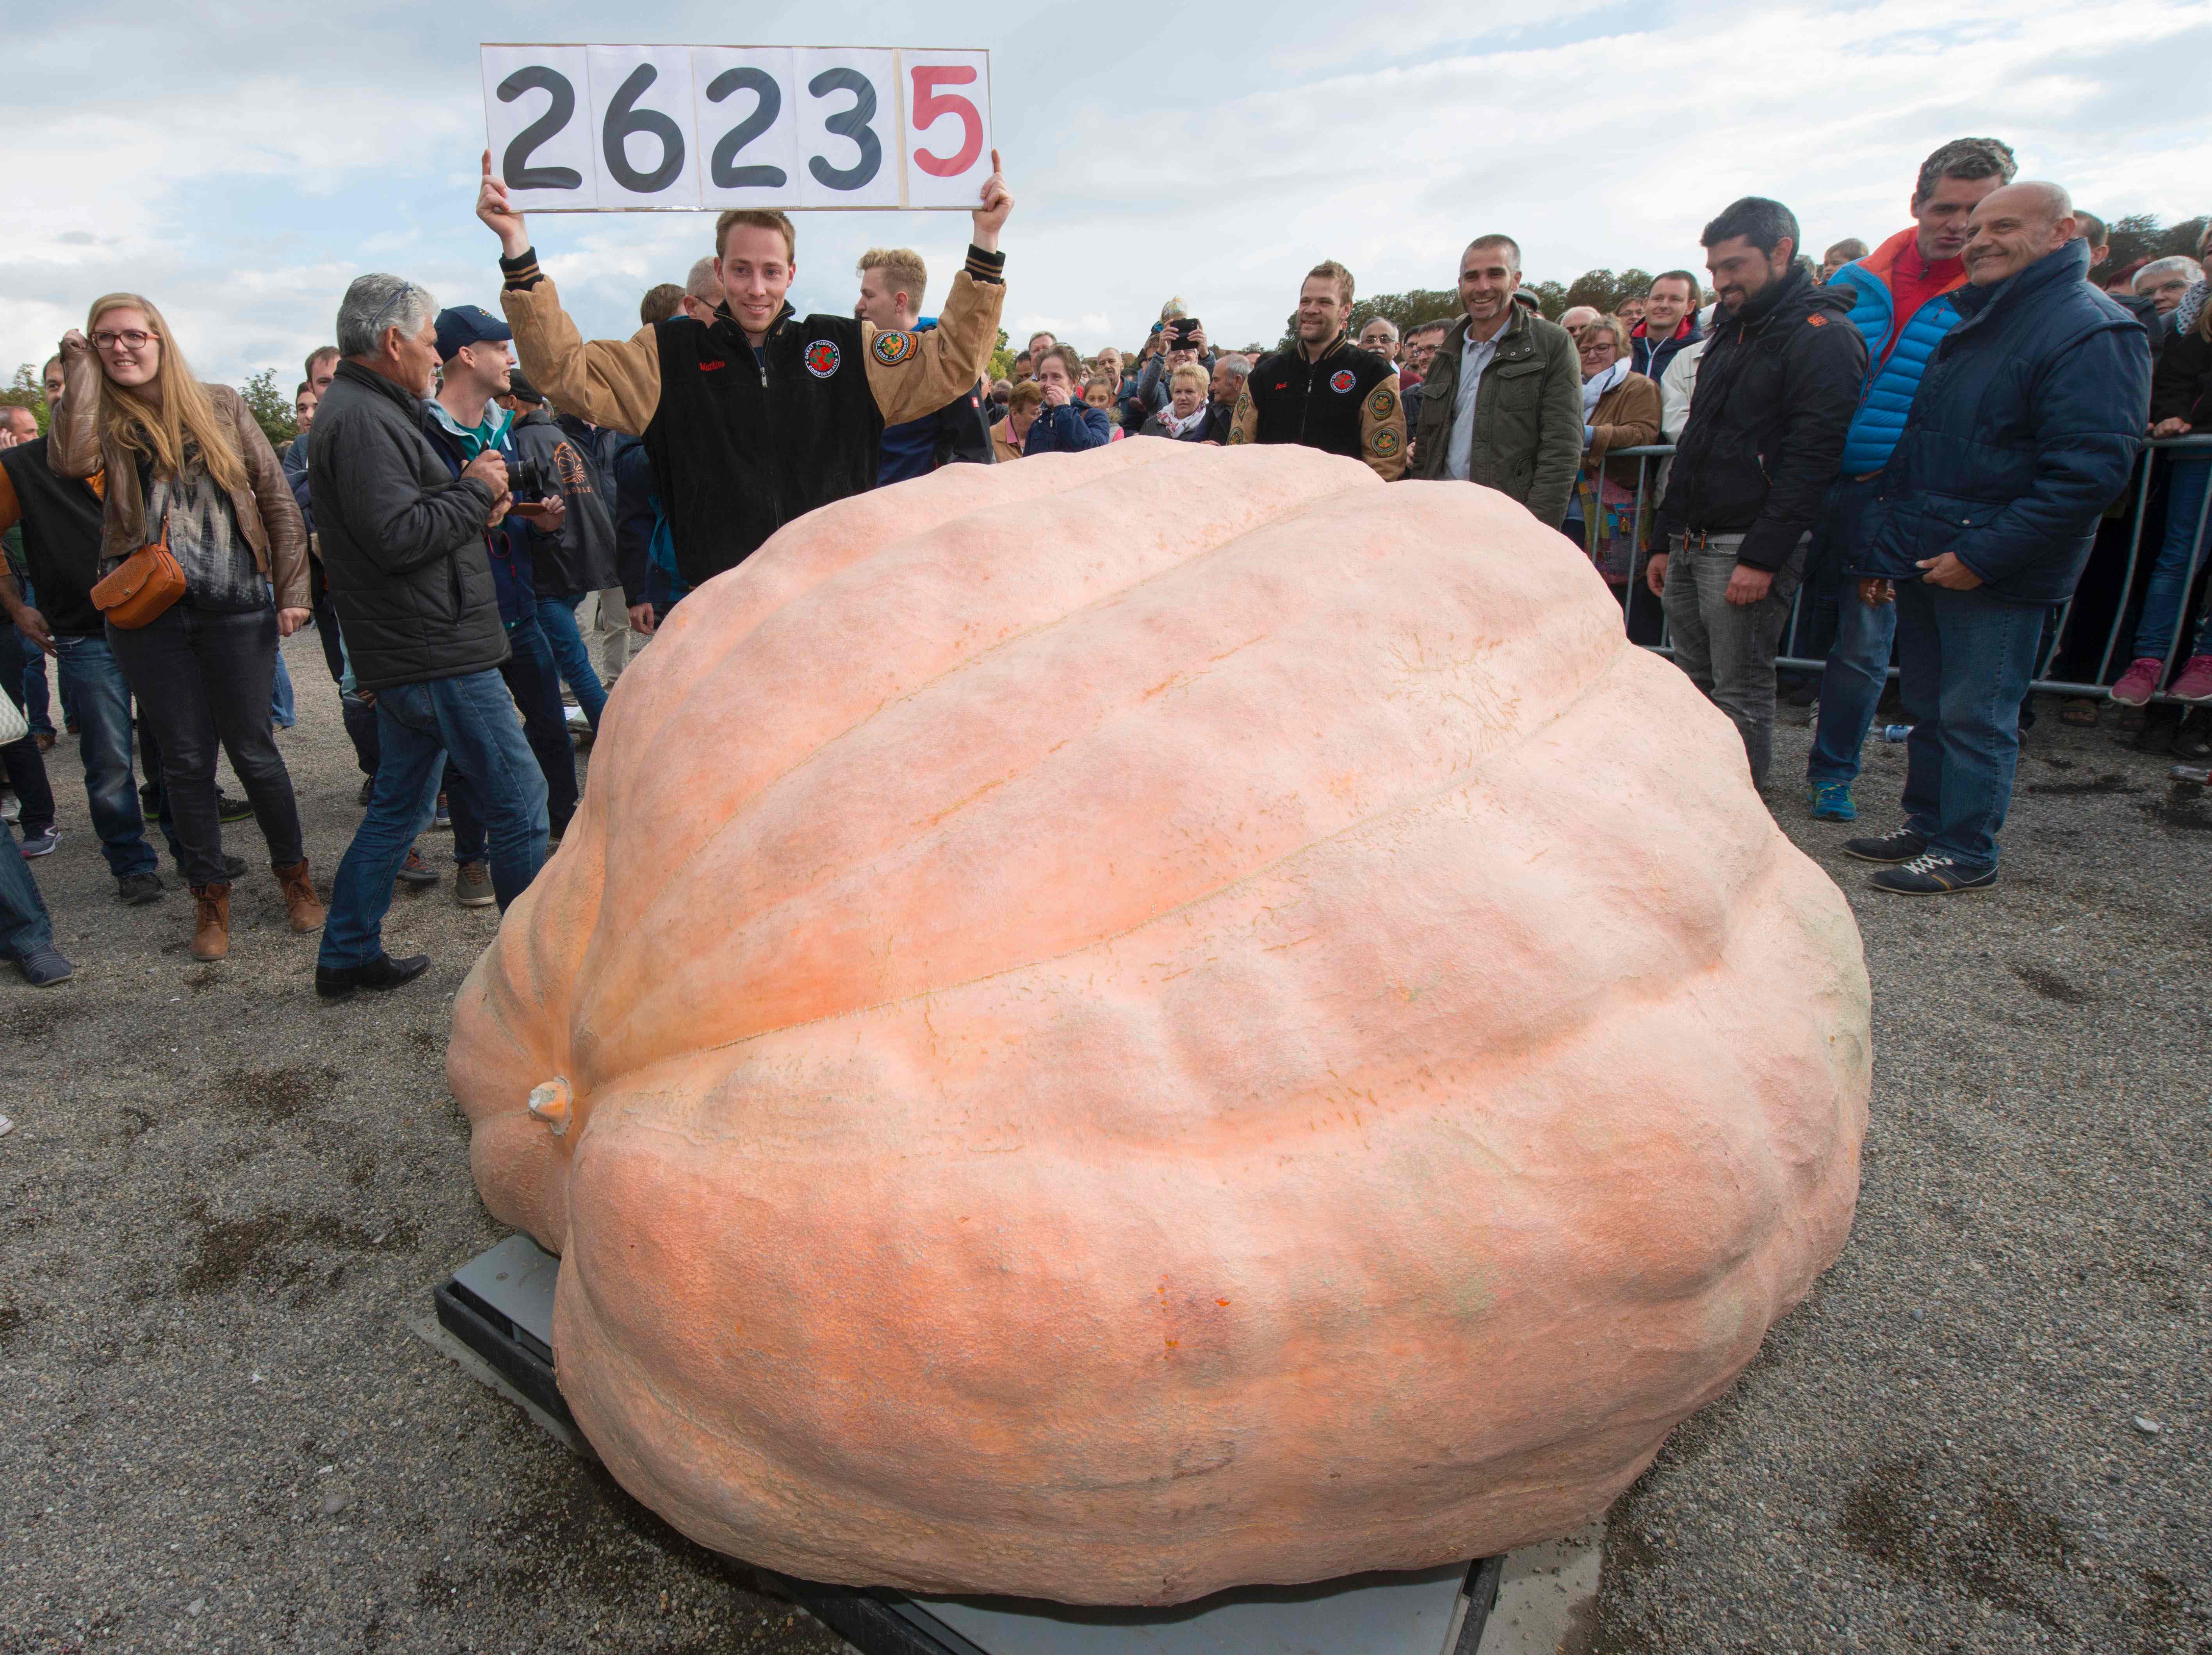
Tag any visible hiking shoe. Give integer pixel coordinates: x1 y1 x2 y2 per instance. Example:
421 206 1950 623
315 951 431 1002
395 847 440 888
117 870 164 905
15 945 74 986
1843 828 1928 864
454 862 495 908
217 791 253 824
2109 657 2164 706
431 792 452 831
1808 782 1857 822
2170 654 2212 703
1869 852 1998 896
17 827 61 858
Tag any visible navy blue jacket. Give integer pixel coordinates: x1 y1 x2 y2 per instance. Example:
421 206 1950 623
1024 403 1112 454
1858 240 2152 605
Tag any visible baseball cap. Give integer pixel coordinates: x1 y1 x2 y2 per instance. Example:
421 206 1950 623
504 369 545 406
434 305 514 361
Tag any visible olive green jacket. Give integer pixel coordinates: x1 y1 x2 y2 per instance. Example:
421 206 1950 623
1408 306 1584 528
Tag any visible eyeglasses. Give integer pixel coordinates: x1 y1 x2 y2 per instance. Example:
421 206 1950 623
92 329 154 352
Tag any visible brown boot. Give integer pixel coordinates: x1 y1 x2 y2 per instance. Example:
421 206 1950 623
191 883 231 962
274 859 325 933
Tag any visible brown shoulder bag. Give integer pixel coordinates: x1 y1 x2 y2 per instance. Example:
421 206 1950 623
91 505 185 629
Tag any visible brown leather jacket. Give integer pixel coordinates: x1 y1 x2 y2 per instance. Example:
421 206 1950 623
1583 371 1663 490
49 352 310 611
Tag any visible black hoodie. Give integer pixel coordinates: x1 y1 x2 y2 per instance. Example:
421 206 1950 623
1656 265 1866 570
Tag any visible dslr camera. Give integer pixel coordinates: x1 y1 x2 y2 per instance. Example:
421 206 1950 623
508 455 554 502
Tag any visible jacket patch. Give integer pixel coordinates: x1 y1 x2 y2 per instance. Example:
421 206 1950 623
1372 427 1402 457
805 341 842 379
871 330 918 367
1330 369 1357 393
1367 386 1396 419
1806 315 1827 326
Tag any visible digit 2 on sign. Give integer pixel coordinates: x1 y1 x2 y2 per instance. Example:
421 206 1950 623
692 46 800 206
482 45 598 210
900 49 992 208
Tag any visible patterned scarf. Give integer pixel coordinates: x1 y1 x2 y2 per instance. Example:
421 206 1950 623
2177 278 2207 338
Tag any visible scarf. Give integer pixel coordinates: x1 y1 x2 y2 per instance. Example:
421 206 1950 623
2178 278 2208 338
1581 359 1629 419
1159 403 1209 439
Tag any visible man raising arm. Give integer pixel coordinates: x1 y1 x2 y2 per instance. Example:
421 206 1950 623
477 150 1012 603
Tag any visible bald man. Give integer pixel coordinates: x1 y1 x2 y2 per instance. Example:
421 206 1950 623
1842 181 2151 895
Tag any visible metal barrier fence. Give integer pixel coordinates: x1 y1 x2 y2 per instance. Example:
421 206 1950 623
1598 434 2212 704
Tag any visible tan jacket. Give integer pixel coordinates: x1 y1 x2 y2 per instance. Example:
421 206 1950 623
500 266 1007 439
50 353 310 611
1583 371 1663 490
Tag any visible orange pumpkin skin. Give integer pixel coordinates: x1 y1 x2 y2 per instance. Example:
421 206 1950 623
449 439 1869 1606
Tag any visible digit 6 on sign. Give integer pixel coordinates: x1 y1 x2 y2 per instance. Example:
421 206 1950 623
908 66 980 177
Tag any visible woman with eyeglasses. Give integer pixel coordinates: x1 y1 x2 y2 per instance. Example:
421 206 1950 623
1566 314 1662 621
50 294 323 963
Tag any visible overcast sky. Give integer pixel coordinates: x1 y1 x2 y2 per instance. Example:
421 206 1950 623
5 0 2207 386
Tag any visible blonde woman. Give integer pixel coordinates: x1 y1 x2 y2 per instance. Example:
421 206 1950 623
1140 363 1214 441
51 295 322 961
1567 314 1661 592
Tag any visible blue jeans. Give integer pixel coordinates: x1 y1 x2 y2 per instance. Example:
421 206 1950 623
0 825 55 961
2130 455 2212 662
534 592 606 730
271 642 296 729
1807 477 1896 787
318 669 548 970
1894 579 2050 873
50 633 160 878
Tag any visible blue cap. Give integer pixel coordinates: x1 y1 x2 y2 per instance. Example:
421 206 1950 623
435 305 513 361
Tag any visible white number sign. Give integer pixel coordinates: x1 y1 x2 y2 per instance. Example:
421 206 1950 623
481 43 993 212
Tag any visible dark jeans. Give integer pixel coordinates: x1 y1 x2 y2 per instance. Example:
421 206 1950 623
534 592 607 730
106 604 304 887
1805 477 1896 788
447 614 576 863
0 822 55 961
319 669 547 968
50 633 160 877
1894 579 2049 873
1660 531 1809 789
311 566 380 779
0 623 56 839
2129 455 2212 662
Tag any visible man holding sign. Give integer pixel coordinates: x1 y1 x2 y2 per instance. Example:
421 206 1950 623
476 149 1012 600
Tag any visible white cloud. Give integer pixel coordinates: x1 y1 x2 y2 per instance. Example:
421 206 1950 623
0 0 2203 379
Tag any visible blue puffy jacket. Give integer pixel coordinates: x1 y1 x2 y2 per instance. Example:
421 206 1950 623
1829 228 1969 476
1858 239 2151 605
1024 403 1112 454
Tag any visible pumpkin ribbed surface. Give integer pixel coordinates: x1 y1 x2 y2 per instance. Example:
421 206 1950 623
448 438 1869 1605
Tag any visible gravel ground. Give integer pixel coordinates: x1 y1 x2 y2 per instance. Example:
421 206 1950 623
0 632 2205 1653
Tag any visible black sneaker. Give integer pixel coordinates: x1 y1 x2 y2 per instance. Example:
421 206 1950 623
15 944 75 986
221 853 246 879
217 792 254 824
1869 852 1998 896
315 952 431 1002
117 870 165 905
1842 828 1928 865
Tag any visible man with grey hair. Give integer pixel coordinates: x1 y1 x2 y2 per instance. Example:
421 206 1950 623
308 272 550 1000
1841 182 2151 894
1407 234 1582 526
2132 255 2204 319
1356 316 1400 361
1202 353 1249 443
681 256 724 325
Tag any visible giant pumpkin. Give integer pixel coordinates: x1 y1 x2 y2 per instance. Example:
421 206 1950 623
449 438 1869 1606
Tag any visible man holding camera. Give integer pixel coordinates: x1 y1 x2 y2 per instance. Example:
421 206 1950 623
1227 261 1407 480
308 275 551 1002
477 149 1010 600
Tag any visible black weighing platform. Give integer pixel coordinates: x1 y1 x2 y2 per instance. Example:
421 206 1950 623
427 1236 1503 1655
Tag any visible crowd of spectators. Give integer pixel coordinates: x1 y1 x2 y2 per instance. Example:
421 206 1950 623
2 136 2205 985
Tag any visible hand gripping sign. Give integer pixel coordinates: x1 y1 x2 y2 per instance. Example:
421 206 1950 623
481 45 992 212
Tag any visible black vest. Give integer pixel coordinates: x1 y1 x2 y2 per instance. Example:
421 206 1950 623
645 307 881 589
0 439 107 637
1245 336 1395 461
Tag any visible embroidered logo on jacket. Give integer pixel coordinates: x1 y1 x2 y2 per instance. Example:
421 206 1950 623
805 341 842 378
699 359 726 372
1372 427 1402 457
871 330 918 367
1330 369 1357 393
1367 386 1396 419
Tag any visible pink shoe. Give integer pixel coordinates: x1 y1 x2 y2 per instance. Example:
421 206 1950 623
2169 654 2212 703
2109 657 2163 706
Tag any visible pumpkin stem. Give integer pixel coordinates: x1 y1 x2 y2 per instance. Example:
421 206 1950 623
527 1077 574 1137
